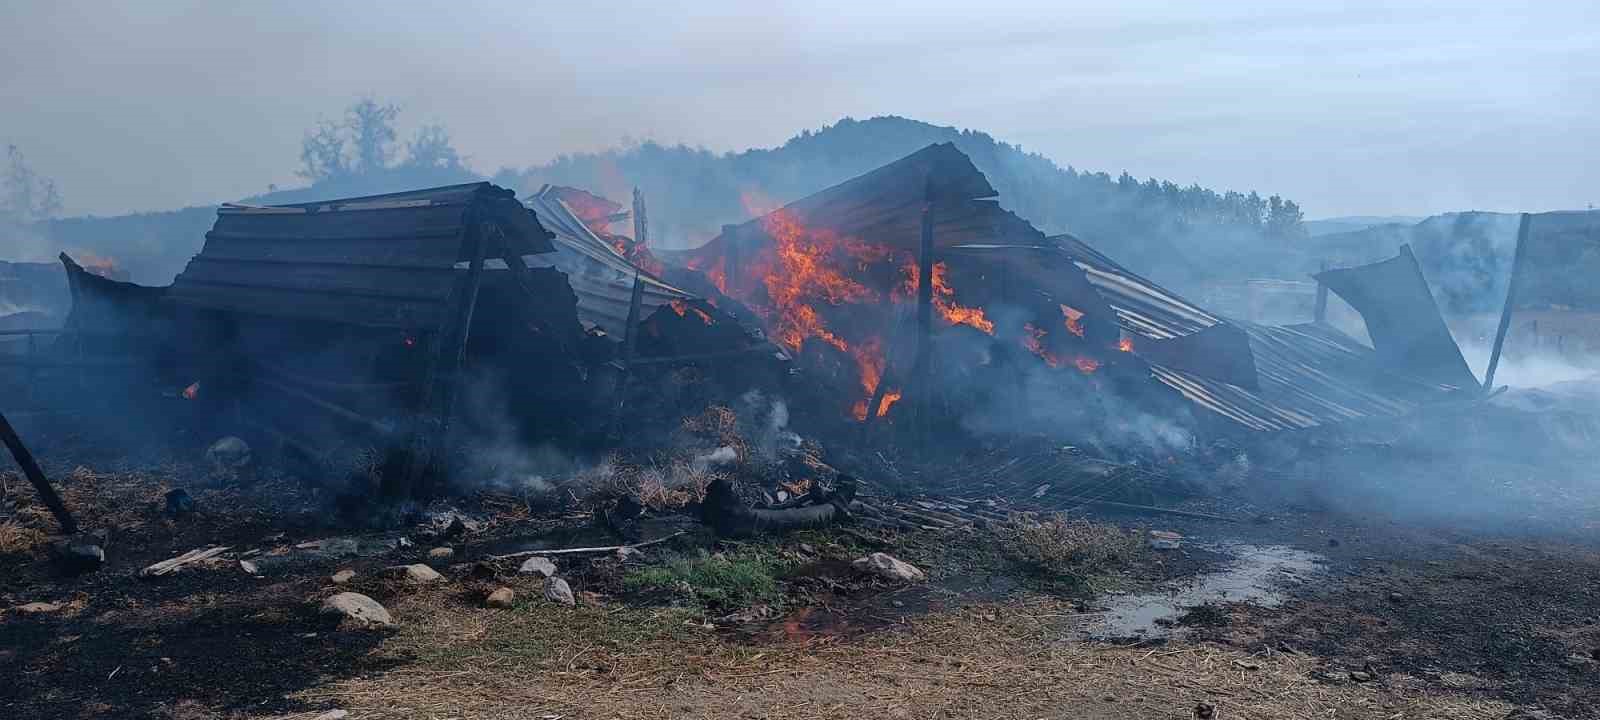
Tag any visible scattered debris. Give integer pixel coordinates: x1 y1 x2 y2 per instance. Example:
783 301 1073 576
141 545 230 578
852 552 926 582
488 531 687 561
1148 529 1183 550
320 592 394 628
544 577 576 606
485 587 515 609
49 534 106 573
519 556 557 577
403 564 444 584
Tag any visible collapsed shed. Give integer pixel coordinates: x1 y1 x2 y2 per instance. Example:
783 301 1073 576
669 143 1472 441
164 182 592 477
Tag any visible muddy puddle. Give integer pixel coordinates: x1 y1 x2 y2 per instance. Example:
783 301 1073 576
1077 543 1324 640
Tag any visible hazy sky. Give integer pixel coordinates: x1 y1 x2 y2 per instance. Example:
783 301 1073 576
2 1 1595 219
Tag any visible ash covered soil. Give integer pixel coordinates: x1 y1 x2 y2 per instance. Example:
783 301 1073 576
3 457 1599 719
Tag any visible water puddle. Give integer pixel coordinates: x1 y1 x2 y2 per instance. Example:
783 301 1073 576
1078 543 1324 640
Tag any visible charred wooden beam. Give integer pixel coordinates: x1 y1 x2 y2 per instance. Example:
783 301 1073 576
1313 260 1329 324
0 408 77 534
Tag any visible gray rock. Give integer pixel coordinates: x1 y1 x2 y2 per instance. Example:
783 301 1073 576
239 560 261 576
519 556 557 577
427 546 454 561
544 577 576 606
485 587 515 608
331 569 356 584
205 436 252 472
13 601 63 614
319 592 393 628
852 552 926 582
403 564 444 584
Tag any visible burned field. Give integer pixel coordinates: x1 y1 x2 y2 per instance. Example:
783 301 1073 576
4 146 1600 719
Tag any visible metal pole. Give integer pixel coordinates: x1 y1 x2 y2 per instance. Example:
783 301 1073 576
1313 260 1329 324
1483 213 1531 390
0 408 77 533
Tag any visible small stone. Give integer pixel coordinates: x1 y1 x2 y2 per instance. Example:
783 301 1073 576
852 552 926 582
13 601 63 614
313 709 349 720
331 569 356 584
544 577 576 606
799 543 817 554
1327 538 1341 547
320 592 393 628
1388 592 1407 603
443 515 468 538
239 560 261 576
485 587 515 609
1101 693 1117 702
1348 670 1374 682
427 547 454 561
615 546 642 562
403 564 443 584
519 556 557 577
205 436 252 472
1194 702 1216 719
164 488 196 516
50 539 106 573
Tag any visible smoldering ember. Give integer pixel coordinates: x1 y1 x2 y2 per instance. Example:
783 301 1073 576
4 136 1600 720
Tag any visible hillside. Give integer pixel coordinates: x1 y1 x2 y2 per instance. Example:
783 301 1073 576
499 116 1308 292
31 116 1307 289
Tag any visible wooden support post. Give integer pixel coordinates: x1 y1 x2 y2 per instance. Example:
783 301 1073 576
1313 260 1329 324
438 222 493 435
607 272 647 439
632 187 649 248
1484 213 1531 390
0 408 77 533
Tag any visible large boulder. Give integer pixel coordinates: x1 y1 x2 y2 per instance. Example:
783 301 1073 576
205 436 252 473
544 577 576 606
320 592 394 628
518 556 557 577
852 552 926 582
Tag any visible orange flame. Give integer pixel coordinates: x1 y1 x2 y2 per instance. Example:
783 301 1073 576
1022 322 1060 368
1118 336 1134 352
1060 304 1085 337
181 382 200 400
1074 356 1101 373
896 260 994 334
757 209 885 353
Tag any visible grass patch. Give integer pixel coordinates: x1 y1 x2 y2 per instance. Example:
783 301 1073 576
992 513 1144 584
624 549 784 612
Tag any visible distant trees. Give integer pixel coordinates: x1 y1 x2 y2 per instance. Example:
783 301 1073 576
2 145 62 224
298 98 466 184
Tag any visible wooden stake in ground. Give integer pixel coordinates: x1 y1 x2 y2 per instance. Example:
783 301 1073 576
0 407 77 534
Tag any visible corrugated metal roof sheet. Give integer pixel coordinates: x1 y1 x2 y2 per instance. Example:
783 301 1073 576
169 182 551 329
1052 233 1462 431
1052 234 1221 340
1153 322 1459 432
523 185 692 338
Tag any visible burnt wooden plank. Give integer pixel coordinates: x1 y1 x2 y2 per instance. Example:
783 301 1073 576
167 282 450 328
211 203 469 242
196 233 464 268
178 257 459 300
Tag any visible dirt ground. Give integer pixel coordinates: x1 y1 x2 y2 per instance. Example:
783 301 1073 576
3 456 1598 719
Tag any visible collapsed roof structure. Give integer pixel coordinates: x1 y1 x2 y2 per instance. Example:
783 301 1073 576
673 143 1472 437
